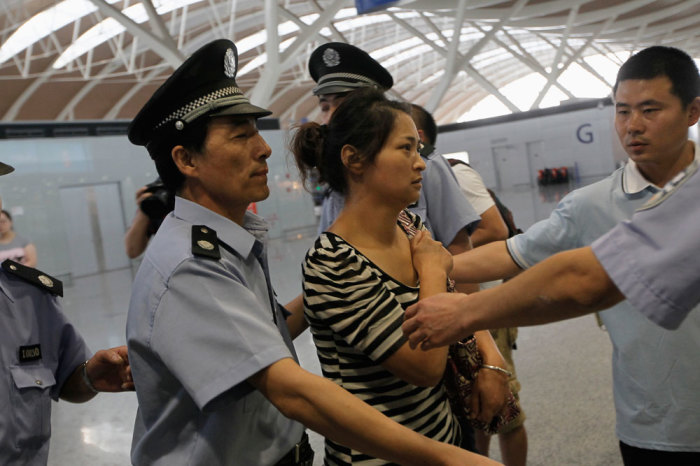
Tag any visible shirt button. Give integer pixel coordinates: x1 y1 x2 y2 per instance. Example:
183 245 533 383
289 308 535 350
35 379 43 386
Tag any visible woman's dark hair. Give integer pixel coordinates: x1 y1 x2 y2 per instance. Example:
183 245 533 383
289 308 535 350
291 88 411 194
1 209 11 222
613 46 700 107
146 117 211 192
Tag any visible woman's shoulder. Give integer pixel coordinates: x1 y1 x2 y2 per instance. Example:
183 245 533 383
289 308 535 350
306 232 357 263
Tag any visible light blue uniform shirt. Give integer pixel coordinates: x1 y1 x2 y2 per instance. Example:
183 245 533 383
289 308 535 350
0 267 90 465
127 197 304 465
507 155 700 452
318 154 480 247
593 160 700 330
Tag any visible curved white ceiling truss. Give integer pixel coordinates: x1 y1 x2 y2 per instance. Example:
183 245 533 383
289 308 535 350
0 0 698 126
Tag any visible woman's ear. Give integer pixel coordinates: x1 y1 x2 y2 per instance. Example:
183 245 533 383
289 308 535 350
341 144 365 176
171 145 197 177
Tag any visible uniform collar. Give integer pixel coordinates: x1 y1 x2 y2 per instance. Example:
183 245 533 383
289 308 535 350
172 196 269 258
622 140 699 194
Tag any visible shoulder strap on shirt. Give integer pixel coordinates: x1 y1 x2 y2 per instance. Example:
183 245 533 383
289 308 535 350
191 225 221 260
1 259 63 297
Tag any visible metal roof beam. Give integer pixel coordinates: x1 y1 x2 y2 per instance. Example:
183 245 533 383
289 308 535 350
87 0 184 68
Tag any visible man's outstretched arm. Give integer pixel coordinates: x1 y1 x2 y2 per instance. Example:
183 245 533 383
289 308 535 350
249 358 501 466
403 246 624 350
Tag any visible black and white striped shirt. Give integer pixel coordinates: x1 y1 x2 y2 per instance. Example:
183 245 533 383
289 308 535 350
302 210 459 465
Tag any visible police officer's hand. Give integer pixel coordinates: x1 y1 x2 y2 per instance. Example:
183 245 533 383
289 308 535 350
86 345 134 392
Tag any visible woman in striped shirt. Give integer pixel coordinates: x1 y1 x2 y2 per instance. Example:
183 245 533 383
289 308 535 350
291 89 460 465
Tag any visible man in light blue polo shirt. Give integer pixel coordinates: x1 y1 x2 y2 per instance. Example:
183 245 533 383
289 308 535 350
404 46 700 465
126 39 495 466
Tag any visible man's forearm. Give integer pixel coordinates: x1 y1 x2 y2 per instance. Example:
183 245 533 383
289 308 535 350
250 359 497 466
451 241 521 284
467 247 624 331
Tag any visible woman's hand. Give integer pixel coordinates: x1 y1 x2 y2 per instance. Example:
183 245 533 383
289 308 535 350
410 230 453 277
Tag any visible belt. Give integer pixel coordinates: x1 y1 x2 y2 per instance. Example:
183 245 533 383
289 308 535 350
274 433 314 466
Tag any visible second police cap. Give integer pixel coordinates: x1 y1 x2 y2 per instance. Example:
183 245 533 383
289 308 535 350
128 39 272 147
308 42 393 96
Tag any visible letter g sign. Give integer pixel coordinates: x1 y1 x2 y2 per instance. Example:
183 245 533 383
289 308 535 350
577 123 594 144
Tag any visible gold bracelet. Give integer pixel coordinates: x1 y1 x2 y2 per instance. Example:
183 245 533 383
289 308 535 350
480 364 512 377
81 360 99 393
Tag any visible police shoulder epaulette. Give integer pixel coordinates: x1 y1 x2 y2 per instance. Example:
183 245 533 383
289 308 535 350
191 225 221 260
1 259 63 297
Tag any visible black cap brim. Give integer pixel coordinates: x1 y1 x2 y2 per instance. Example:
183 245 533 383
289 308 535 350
210 102 272 119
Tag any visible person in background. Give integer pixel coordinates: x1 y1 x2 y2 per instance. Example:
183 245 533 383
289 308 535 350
124 179 174 259
0 162 134 465
404 45 700 466
125 38 497 466
411 103 527 466
124 186 155 259
308 42 395 234
0 208 37 266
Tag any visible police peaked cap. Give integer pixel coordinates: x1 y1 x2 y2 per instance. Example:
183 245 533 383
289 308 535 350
309 42 393 96
128 39 272 147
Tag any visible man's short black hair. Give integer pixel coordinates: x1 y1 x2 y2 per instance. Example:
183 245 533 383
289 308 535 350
410 103 438 145
614 46 700 107
146 117 210 193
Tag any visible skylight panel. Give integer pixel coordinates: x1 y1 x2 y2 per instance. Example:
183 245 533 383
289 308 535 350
53 0 203 69
0 0 120 65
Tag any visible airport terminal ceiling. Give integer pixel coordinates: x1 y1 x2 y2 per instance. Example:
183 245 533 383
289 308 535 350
0 0 699 127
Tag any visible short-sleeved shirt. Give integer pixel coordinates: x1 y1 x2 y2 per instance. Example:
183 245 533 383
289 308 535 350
593 160 700 330
303 210 459 465
127 197 304 465
0 234 31 264
0 266 90 465
318 154 480 247
505 152 700 452
450 163 495 216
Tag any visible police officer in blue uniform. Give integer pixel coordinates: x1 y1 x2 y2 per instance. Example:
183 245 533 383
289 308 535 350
0 160 134 465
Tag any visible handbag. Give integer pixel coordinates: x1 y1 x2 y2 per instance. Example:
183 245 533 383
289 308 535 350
443 336 521 434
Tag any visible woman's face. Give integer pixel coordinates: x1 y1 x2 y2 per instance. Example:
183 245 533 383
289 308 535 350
362 111 426 207
0 213 11 234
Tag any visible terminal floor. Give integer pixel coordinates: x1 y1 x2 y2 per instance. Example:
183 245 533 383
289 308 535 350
48 178 622 466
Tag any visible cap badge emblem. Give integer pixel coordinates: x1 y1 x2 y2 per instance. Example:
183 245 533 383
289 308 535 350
38 275 54 288
322 48 341 67
224 48 237 78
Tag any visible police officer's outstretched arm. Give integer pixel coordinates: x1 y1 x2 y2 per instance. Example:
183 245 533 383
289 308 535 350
248 358 501 466
60 345 134 403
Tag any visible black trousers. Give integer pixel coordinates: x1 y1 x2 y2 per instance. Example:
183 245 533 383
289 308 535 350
620 441 700 466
